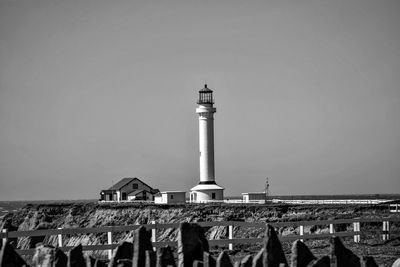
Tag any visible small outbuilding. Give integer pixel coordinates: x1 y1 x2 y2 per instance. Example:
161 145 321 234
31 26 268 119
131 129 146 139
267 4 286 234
189 184 224 203
154 191 186 204
242 192 267 203
388 199 400 213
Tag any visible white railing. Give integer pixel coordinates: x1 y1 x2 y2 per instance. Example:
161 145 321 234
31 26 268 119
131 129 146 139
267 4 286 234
271 199 388 205
223 199 265 204
98 199 391 205
99 200 155 204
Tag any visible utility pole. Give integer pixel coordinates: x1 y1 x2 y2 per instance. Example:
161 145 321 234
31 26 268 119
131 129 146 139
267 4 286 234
265 178 270 203
111 180 115 201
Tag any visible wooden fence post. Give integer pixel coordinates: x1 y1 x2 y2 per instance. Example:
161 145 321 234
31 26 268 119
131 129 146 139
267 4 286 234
107 231 113 260
2 229 8 245
299 225 304 242
151 221 156 243
329 224 335 234
382 221 389 241
228 224 233 251
151 221 156 251
353 222 360 243
57 227 63 247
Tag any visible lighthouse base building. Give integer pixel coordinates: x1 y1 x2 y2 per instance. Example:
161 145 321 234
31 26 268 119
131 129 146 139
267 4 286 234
190 184 224 203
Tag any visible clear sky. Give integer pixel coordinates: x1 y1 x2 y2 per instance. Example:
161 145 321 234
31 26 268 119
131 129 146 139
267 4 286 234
0 0 399 201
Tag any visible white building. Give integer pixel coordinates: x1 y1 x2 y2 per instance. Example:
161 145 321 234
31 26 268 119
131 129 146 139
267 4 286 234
190 84 224 203
242 192 267 203
100 177 159 201
154 191 186 204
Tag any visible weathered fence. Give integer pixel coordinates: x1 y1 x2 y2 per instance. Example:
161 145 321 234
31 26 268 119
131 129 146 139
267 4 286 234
1 221 400 267
1 216 399 259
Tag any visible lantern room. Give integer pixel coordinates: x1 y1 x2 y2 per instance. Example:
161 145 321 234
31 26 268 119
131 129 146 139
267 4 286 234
197 84 214 105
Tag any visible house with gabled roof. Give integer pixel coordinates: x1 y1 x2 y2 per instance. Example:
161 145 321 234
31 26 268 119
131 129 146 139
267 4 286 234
100 177 160 201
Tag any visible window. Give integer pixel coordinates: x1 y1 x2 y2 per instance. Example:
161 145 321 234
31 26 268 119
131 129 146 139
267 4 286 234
132 183 138 189
212 193 216 199
171 195 174 199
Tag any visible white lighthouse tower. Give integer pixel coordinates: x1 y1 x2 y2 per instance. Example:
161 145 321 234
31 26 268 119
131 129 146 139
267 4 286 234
190 84 224 203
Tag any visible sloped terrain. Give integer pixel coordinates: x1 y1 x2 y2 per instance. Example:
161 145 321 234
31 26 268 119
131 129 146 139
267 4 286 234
1 202 399 265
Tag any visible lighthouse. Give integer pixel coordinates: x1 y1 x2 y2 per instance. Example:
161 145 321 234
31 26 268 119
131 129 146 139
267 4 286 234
190 84 224 203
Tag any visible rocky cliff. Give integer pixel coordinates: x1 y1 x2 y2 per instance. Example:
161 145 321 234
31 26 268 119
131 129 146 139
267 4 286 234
1 202 391 252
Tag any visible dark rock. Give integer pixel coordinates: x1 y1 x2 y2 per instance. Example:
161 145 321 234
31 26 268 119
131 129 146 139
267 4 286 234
177 223 208 267
67 244 86 267
156 246 176 267
263 224 288 267
54 248 68 267
132 227 153 267
290 240 316 267
109 242 133 267
0 241 27 267
216 251 233 267
330 236 360 267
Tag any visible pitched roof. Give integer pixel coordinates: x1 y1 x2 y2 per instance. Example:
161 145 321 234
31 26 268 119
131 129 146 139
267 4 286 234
107 177 159 192
108 178 135 190
150 188 160 194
